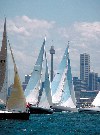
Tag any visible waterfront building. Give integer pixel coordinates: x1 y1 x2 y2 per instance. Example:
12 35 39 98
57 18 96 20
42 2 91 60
22 74 31 91
89 72 98 90
73 77 87 91
73 77 88 107
97 77 100 90
78 90 99 107
80 53 90 88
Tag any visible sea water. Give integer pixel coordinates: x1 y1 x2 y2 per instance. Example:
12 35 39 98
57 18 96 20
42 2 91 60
0 112 100 135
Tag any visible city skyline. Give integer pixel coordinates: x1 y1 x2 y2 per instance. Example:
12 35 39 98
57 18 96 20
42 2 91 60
0 0 100 82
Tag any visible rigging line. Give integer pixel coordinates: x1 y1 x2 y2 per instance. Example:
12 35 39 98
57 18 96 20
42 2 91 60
8 40 17 72
8 41 15 64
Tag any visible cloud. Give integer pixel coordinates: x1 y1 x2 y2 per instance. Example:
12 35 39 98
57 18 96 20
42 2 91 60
0 16 100 82
74 22 100 40
58 22 100 42
22 16 32 23
7 16 55 39
8 23 30 36
22 15 55 29
58 21 100 77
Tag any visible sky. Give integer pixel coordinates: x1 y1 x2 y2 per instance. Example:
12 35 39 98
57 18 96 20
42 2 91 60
0 0 100 84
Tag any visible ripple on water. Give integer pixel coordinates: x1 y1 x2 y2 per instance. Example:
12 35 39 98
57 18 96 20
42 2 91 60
0 113 100 135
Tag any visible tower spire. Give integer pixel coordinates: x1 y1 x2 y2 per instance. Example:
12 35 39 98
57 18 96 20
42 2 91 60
4 17 6 33
68 41 69 49
50 41 55 82
67 41 70 56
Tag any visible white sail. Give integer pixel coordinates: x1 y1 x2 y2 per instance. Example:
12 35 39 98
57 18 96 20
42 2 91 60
44 58 52 106
70 84 76 106
24 39 46 105
60 58 76 109
26 78 41 105
61 96 76 108
66 58 76 107
7 44 26 112
0 18 8 106
52 68 67 104
38 52 52 108
25 65 42 105
60 75 70 104
51 46 69 104
38 89 50 109
92 91 100 107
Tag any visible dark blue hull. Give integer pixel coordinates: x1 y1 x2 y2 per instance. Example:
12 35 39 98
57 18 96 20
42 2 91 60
29 106 53 114
78 107 100 114
0 112 30 120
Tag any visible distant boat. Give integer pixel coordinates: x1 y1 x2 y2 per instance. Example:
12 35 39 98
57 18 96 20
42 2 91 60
0 19 30 120
51 45 77 112
25 38 53 114
79 90 100 113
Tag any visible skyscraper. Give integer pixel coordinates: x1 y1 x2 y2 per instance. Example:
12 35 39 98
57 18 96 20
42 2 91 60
89 72 98 90
50 45 55 82
80 53 90 87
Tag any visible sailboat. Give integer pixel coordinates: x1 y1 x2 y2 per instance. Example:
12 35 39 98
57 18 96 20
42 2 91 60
25 38 53 114
79 90 100 113
51 45 77 112
0 19 30 120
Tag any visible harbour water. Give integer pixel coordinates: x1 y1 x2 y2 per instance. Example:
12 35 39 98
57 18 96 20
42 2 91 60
0 112 100 135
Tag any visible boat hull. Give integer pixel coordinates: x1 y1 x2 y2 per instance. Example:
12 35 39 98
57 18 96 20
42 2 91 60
51 105 78 112
78 107 100 114
0 111 30 120
29 106 53 114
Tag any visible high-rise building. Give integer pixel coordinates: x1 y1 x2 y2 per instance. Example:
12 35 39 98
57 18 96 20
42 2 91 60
22 74 31 90
50 45 55 82
73 78 87 91
80 53 90 87
97 77 100 90
89 72 98 90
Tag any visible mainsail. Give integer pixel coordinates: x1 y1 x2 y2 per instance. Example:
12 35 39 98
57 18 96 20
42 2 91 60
44 58 52 106
24 38 46 105
60 56 76 109
7 44 26 112
64 58 76 107
51 46 69 104
38 57 52 108
60 75 70 105
0 18 8 106
52 69 67 104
